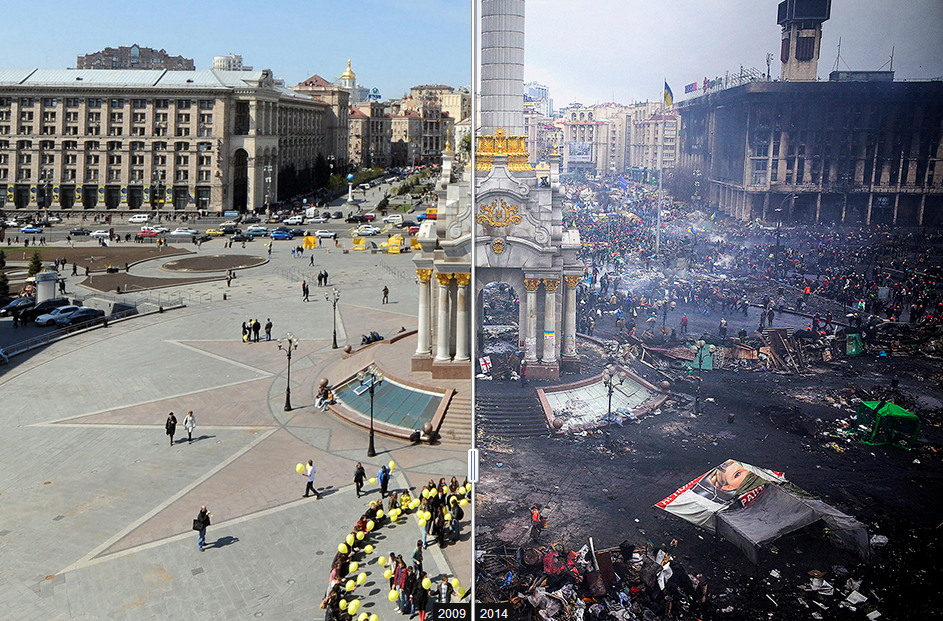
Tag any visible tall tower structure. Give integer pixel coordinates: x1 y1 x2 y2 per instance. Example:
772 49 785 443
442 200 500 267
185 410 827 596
778 0 831 81
480 0 525 135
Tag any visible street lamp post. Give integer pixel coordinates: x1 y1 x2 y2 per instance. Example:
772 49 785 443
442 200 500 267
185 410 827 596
325 287 340 349
690 340 716 415
263 163 272 215
152 169 165 222
40 168 53 220
277 332 299 411
602 364 626 446
358 365 383 457
774 194 797 277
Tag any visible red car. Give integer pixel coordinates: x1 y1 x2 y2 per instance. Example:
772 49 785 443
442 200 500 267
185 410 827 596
407 225 421 235
363 213 376 222
139 229 159 237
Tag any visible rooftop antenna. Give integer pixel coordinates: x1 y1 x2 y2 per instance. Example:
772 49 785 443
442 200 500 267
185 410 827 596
832 37 853 73
877 47 895 72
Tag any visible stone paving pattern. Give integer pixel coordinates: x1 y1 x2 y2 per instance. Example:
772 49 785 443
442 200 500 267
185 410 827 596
0 233 471 620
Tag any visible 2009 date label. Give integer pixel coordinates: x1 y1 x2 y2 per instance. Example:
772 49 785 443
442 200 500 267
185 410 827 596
433 603 469 620
476 604 511 620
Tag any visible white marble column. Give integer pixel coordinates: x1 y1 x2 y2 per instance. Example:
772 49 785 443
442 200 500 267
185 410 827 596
435 273 452 362
542 279 558 364
454 273 470 362
562 275 579 358
524 278 540 362
415 269 433 356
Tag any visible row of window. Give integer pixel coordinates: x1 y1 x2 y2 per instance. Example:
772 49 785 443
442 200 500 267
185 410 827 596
0 97 216 110
3 140 214 152
0 125 213 137
2 168 213 182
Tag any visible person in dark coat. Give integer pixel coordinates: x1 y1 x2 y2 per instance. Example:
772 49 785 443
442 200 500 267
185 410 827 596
195 505 210 551
412 573 430 621
377 465 391 498
165 412 177 446
354 462 366 498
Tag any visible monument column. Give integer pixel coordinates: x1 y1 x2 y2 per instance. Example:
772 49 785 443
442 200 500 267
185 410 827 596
523 277 540 362
435 273 453 362
454 273 471 362
562 275 580 359
542 278 558 364
415 269 433 355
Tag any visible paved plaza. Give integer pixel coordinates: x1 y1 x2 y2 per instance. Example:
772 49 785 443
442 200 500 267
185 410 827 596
0 230 471 620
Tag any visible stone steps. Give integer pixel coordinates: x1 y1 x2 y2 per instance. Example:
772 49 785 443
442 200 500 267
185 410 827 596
475 388 548 437
438 394 473 445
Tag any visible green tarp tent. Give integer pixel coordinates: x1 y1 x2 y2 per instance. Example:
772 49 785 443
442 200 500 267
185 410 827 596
856 401 920 449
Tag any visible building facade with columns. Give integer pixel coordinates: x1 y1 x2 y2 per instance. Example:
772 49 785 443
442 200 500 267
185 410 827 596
0 68 335 215
411 145 472 379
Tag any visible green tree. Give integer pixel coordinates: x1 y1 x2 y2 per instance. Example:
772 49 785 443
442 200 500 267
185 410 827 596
27 251 43 277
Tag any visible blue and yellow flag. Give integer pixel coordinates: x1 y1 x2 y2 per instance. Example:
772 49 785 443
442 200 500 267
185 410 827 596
664 82 674 107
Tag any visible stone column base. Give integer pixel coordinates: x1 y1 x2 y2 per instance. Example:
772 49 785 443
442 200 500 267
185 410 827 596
431 359 472 380
526 363 559 381
560 355 581 374
411 354 433 373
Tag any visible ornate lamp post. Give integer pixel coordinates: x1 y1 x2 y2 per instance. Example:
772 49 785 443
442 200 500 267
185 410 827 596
690 340 716 415
346 173 355 205
358 364 384 457
325 287 340 349
277 332 299 411
40 168 53 220
602 364 626 445
152 169 165 221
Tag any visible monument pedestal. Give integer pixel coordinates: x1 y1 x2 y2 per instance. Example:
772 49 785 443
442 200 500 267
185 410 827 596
560 355 581 374
411 353 433 373
527 363 559 381
431 359 472 380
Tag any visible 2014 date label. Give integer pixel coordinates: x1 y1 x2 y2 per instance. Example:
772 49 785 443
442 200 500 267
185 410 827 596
476 604 511 620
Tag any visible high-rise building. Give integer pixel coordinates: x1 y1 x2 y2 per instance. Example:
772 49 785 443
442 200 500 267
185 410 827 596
524 81 551 116
76 45 194 71
293 72 351 170
212 54 252 72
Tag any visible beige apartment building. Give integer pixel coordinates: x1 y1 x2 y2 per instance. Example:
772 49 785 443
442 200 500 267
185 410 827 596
349 101 391 169
0 68 336 215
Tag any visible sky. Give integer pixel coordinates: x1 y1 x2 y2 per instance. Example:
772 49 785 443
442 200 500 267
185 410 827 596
521 0 943 109
0 0 472 99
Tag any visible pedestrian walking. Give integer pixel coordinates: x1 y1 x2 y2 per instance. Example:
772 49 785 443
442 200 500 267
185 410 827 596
309 254 315 266
680 314 689 334
411 539 424 575
302 280 309 302
302 460 321 498
165 412 177 446
72 263 78 276
520 359 527 387
252 318 261 342
354 462 366 498
184 411 195 444
382 286 389 304
264 318 273 341
377 464 391 498
193 505 211 551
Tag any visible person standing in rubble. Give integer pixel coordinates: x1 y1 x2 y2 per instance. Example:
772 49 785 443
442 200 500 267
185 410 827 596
529 504 544 540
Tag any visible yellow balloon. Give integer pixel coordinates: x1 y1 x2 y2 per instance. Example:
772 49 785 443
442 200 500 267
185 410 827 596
384 568 393 580
349 562 359 573
388 460 396 470
346 580 356 592
295 463 305 474
369 477 377 485
357 572 367 585
424 511 432 521
459 499 468 507
365 544 374 554
348 600 361 615
429 488 437 497
378 555 387 566
388 590 399 602
458 587 466 598
450 578 459 590
346 534 355 547
418 519 426 527
422 577 432 590
457 486 466 495
376 509 384 519
442 486 449 494
359 613 369 621
356 531 365 541
444 512 452 521
421 489 430 499
370 615 379 621
367 520 375 531
339 599 348 610
338 543 348 554
411 500 421 510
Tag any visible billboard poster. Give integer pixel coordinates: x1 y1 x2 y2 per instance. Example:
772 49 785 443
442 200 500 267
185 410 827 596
568 141 593 162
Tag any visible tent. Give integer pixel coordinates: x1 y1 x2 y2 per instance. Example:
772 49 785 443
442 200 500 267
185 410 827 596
657 459 870 564
857 400 921 449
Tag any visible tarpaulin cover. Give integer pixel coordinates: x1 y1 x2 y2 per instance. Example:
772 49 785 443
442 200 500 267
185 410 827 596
657 460 870 563
857 400 921 449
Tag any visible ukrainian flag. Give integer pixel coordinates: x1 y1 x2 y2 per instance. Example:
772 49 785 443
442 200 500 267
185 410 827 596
664 82 674 107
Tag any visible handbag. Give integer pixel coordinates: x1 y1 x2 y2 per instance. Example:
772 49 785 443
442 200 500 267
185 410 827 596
192 518 202 531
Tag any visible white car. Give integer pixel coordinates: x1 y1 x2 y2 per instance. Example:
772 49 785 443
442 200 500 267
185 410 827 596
382 214 403 225
220 220 240 228
45 215 62 223
282 215 305 225
314 229 337 239
35 305 81 326
4 219 18 227
141 225 169 234
355 225 381 236
309 215 329 224
90 230 110 239
168 227 199 236
128 214 149 224
246 224 268 232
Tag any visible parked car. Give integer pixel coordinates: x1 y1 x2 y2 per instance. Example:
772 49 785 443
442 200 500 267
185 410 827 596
220 221 240 228
383 214 404 225
0 297 35 317
321 211 333 219
266 215 282 224
45 215 62 223
309 215 329 224
355 225 381 236
363 213 376 222
314 230 337 239
35 305 81 326
288 228 308 237
282 215 304 225
400 220 419 228
141 225 169 234
58 307 106 327
168 227 199 236
90 230 110 239
331 211 344 219
20 225 43 234
20 298 70 323
139 229 159 237
270 230 294 240
220 225 240 234
128 214 149 224
243 215 262 224
205 228 225 237
346 214 367 224
70 228 92 236
407 225 421 235
231 233 252 242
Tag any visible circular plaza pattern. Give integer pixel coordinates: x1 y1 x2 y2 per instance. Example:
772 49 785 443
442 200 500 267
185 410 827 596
160 254 267 272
